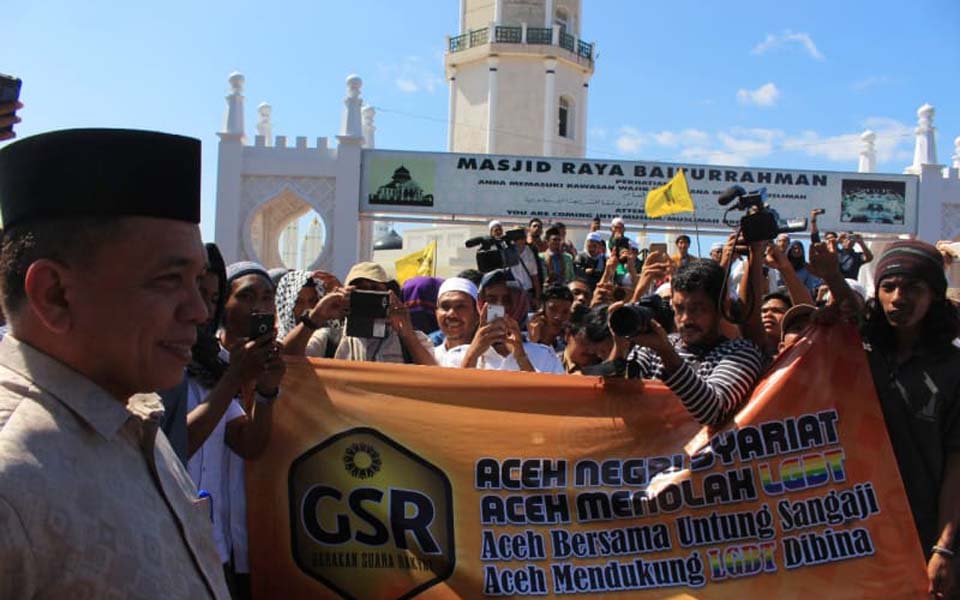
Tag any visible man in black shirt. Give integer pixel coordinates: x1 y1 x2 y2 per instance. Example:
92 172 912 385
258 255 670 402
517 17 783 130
837 232 873 280
862 240 959 597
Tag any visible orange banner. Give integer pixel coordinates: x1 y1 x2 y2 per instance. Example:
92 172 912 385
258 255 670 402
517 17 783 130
247 324 928 599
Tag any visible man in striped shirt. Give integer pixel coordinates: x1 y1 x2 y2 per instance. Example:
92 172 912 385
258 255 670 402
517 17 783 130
620 259 764 427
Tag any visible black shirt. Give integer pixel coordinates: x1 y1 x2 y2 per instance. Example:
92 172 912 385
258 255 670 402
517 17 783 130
864 338 960 554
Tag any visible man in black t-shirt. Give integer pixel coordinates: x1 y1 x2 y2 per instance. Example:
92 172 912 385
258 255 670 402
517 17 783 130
861 240 960 597
837 231 873 280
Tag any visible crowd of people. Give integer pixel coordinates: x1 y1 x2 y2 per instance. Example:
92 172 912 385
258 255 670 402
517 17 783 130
0 127 957 599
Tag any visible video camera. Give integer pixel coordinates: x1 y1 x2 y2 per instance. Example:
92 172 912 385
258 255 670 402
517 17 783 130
717 186 807 243
465 227 525 273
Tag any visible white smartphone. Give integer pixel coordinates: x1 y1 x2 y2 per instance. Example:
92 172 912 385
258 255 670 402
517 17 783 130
486 304 505 322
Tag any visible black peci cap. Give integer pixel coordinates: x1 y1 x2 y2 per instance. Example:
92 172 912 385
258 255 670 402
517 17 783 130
0 128 201 228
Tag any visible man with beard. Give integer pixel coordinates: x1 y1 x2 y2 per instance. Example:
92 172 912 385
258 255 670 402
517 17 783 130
860 241 960 598
432 278 480 366
613 259 764 426
441 270 564 373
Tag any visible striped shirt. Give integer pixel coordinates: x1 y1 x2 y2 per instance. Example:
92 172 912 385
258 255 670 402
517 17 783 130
626 335 763 426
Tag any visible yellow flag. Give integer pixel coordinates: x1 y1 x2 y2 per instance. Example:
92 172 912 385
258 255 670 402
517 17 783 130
645 169 695 218
394 240 437 283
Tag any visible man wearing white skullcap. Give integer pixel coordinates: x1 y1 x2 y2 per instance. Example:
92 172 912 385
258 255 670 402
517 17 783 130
433 278 480 366
489 220 503 239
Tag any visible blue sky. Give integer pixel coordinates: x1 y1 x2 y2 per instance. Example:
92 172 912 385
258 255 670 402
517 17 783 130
7 0 960 243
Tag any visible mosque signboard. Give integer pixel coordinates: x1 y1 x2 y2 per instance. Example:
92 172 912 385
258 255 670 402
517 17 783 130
360 149 919 235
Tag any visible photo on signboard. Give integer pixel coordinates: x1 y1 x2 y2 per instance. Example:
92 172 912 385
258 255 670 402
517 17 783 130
840 179 906 225
367 158 436 207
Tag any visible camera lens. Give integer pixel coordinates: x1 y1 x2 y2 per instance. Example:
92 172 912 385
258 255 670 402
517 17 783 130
609 304 652 337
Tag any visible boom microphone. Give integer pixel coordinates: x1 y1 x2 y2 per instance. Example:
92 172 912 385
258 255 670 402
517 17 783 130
717 185 746 206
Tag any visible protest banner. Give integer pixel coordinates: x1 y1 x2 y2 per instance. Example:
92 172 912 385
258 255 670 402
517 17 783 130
247 324 928 598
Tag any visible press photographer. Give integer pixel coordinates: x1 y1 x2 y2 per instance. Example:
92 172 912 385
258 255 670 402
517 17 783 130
610 259 764 427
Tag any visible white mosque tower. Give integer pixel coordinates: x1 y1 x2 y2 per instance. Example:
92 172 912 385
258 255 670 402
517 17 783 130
445 0 595 157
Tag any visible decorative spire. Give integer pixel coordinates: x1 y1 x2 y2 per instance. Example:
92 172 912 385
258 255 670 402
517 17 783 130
907 103 937 173
858 130 876 173
221 71 246 141
362 105 376 149
256 102 273 146
340 74 364 139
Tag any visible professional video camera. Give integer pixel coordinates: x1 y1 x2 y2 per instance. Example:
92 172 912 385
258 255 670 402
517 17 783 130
717 185 807 243
464 227 525 273
608 294 675 338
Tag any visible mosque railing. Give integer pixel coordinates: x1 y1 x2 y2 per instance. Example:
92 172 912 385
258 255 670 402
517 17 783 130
494 25 522 44
447 26 594 65
469 27 489 47
525 27 553 45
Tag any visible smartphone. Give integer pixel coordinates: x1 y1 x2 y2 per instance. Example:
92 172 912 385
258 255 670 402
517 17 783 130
649 243 668 254
0 74 22 137
346 290 390 338
249 312 275 339
486 304 505 322
812 208 826 216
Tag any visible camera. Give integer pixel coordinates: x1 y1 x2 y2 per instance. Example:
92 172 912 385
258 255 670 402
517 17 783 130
465 227 525 273
608 295 674 338
249 312 275 339
611 236 631 263
346 290 390 338
717 186 808 243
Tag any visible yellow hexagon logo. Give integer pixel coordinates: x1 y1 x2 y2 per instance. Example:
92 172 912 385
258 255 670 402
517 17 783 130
289 427 455 599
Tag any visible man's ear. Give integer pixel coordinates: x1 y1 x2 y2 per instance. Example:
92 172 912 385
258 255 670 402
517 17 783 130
23 259 74 334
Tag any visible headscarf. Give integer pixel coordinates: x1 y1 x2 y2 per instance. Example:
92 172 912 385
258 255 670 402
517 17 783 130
477 269 529 324
275 270 325 340
189 243 228 389
401 276 444 334
787 241 807 272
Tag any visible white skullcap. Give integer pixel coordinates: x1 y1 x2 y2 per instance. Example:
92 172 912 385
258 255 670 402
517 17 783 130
586 231 605 244
438 277 478 302
655 282 671 298
711 242 725 252
488 220 502 231
611 217 625 227
628 239 639 251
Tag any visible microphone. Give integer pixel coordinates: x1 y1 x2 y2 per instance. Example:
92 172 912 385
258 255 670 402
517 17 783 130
717 185 746 206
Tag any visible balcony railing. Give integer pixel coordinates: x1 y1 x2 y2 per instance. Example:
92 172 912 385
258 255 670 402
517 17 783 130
494 25 522 44
469 27 489 47
525 27 553 45
447 25 594 64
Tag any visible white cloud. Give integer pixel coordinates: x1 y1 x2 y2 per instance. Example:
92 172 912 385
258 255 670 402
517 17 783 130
737 82 781 107
610 118 912 168
781 117 912 163
850 75 891 91
395 78 419 93
379 56 443 94
752 30 825 60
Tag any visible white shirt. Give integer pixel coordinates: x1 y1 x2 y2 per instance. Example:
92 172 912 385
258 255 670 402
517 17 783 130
510 246 538 292
438 342 565 373
185 378 245 565
729 259 780 296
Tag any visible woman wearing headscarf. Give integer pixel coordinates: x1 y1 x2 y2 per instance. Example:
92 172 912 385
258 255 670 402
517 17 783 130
401 276 444 335
786 240 823 296
276 269 349 358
